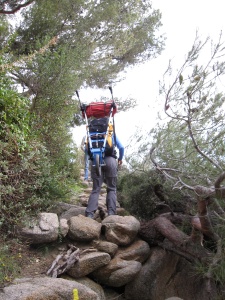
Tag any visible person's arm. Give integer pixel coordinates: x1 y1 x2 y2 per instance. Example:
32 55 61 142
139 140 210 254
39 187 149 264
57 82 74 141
115 136 124 165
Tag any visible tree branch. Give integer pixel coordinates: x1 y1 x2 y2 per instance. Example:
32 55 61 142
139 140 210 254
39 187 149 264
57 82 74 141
0 0 34 14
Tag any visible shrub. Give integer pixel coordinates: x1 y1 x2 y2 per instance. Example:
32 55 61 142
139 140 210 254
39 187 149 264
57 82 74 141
117 169 188 221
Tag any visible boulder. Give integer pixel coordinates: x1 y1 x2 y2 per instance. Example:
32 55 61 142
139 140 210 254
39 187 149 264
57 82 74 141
92 240 118 258
67 251 111 278
68 215 101 241
115 239 150 263
1 277 99 300
124 247 218 300
91 257 142 287
75 277 106 300
18 213 59 244
102 215 140 246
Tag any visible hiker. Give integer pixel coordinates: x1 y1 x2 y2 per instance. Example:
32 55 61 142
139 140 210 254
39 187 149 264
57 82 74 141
81 135 89 181
85 135 124 218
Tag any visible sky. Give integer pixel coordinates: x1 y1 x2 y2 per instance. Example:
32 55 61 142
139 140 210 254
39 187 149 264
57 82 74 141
72 0 225 154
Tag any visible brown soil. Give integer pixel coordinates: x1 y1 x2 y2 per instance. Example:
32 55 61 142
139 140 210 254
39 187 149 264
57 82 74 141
2 237 63 283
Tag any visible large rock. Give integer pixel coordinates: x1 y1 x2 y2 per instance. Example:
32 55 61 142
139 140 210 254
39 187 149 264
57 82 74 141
75 277 106 300
92 240 118 258
67 251 111 278
0 277 99 300
18 213 59 244
91 257 142 287
115 239 150 263
124 247 218 300
102 215 140 246
68 215 101 241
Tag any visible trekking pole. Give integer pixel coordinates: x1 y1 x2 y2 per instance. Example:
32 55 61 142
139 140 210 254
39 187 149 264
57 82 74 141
108 86 117 150
109 86 113 99
76 90 82 111
76 89 87 121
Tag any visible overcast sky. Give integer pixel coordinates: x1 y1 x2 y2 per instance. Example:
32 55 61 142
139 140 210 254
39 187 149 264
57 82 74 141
72 0 225 151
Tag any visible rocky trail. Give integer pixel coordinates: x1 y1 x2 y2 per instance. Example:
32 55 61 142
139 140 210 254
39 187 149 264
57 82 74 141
0 169 214 300
8 170 97 280
1 176 75 276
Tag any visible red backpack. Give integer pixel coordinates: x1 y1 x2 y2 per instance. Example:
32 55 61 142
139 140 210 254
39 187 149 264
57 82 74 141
82 100 117 118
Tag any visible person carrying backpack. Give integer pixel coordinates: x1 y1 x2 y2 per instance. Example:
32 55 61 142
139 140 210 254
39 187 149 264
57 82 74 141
85 130 124 219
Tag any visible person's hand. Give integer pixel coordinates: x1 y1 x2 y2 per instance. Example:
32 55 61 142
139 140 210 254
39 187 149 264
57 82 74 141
118 160 122 166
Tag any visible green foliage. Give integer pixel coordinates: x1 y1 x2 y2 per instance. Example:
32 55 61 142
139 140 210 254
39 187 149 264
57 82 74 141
118 171 158 220
193 253 225 289
0 74 30 137
0 242 21 287
117 169 187 221
212 257 225 284
8 0 163 131
0 15 11 50
131 34 225 189
0 132 80 232
156 34 225 184
0 66 80 233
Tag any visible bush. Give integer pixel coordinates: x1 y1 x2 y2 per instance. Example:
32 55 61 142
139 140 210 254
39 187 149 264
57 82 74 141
117 169 189 221
0 240 21 287
0 71 80 233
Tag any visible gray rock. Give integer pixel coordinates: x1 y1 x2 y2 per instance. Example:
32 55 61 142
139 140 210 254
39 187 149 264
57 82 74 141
75 277 106 300
0 277 99 300
67 251 111 278
68 214 101 241
115 239 150 263
125 247 218 300
102 215 140 246
91 257 142 287
18 213 59 244
92 240 118 257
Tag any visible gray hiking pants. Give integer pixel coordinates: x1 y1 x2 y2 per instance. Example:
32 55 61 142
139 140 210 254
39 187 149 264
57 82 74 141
85 156 117 216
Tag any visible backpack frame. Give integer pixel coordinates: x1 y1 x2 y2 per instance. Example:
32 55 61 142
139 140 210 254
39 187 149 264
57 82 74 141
77 87 117 176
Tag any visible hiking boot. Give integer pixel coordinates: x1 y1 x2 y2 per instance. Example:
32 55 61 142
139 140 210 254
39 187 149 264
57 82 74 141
86 212 94 219
108 211 116 216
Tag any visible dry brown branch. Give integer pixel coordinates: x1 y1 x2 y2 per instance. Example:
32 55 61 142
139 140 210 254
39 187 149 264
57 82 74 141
47 244 80 278
192 228 204 245
46 245 98 278
139 215 210 262
196 196 219 242
149 147 178 181
215 172 225 198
